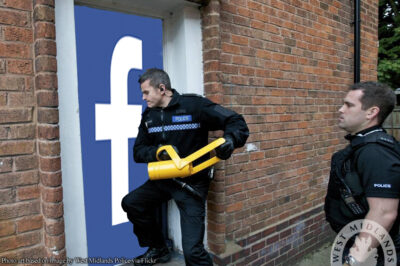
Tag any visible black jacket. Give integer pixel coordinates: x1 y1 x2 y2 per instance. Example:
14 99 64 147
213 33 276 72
134 90 249 181
325 126 400 235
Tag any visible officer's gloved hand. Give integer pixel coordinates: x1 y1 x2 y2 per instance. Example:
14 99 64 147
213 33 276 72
158 145 179 161
216 136 235 160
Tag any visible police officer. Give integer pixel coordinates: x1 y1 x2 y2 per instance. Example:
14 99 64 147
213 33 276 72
325 82 400 265
121 68 249 266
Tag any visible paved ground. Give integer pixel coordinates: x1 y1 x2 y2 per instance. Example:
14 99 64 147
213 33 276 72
296 241 331 266
155 242 332 266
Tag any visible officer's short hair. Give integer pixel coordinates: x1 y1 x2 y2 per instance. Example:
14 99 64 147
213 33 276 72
350 81 395 124
138 68 172 91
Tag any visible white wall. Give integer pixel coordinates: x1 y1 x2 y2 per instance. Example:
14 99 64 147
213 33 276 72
55 0 88 260
163 6 204 95
163 6 205 251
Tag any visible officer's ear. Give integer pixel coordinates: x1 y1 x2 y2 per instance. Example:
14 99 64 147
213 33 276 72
366 106 380 121
159 84 166 94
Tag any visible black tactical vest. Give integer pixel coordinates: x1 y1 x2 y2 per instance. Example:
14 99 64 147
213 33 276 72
325 129 400 232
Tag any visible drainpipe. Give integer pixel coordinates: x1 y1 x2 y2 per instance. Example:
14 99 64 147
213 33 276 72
354 0 361 83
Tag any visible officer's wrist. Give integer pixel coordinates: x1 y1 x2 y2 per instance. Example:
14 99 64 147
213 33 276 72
344 254 360 266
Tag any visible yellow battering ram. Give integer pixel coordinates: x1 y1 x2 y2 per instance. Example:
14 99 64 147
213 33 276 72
148 138 226 180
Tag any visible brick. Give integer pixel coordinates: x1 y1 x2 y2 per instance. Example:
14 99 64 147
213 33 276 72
17 185 40 201
3 0 33 11
40 171 62 187
0 43 31 59
0 234 18 252
35 56 57 72
0 92 6 106
34 22 55 39
0 9 29 26
15 155 38 171
35 39 56 56
0 108 32 123
45 218 64 235
7 92 35 106
39 156 61 172
37 124 59 140
208 221 225 233
42 202 63 219
17 231 41 249
222 43 241 54
1 245 45 261
37 91 58 107
226 202 243 213
3 26 33 42
38 107 59 124
0 157 13 173
7 60 33 74
251 241 266 252
44 233 65 250
8 124 36 139
41 186 63 203
44 218 64 236
0 187 16 204
0 220 15 237
0 171 39 189
34 5 54 22
0 76 26 91
38 141 60 156
0 200 40 220
226 183 243 195
16 215 43 233
0 140 35 156
231 35 249 46
35 73 58 90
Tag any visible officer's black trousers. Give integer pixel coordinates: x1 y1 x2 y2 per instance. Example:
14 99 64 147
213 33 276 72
121 179 213 266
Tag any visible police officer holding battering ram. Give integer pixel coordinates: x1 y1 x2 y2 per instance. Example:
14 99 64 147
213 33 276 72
121 68 249 266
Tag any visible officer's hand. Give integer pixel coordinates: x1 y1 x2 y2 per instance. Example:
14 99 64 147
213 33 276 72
158 145 179 160
216 136 235 160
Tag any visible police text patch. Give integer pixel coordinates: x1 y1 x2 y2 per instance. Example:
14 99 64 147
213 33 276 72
172 115 192 123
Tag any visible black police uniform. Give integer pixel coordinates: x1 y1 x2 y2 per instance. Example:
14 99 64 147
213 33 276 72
122 90 249 265
325 126 400 264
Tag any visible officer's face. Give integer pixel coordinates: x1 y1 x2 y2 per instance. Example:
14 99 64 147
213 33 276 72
338 90 370 134
140 79 163 108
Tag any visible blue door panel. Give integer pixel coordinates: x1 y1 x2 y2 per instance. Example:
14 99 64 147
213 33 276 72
74 5 163 262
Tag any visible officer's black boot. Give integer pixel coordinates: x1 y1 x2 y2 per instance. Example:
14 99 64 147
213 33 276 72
133 246 171 266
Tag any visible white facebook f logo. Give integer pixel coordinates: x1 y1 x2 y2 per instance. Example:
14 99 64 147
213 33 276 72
95 36 143 225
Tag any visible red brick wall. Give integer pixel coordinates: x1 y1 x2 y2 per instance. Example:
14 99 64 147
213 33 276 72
0 0 65 261
202 0 378 265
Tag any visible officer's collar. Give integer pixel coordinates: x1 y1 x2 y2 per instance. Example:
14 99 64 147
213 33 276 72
164 89 180 108
344 125 384 141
